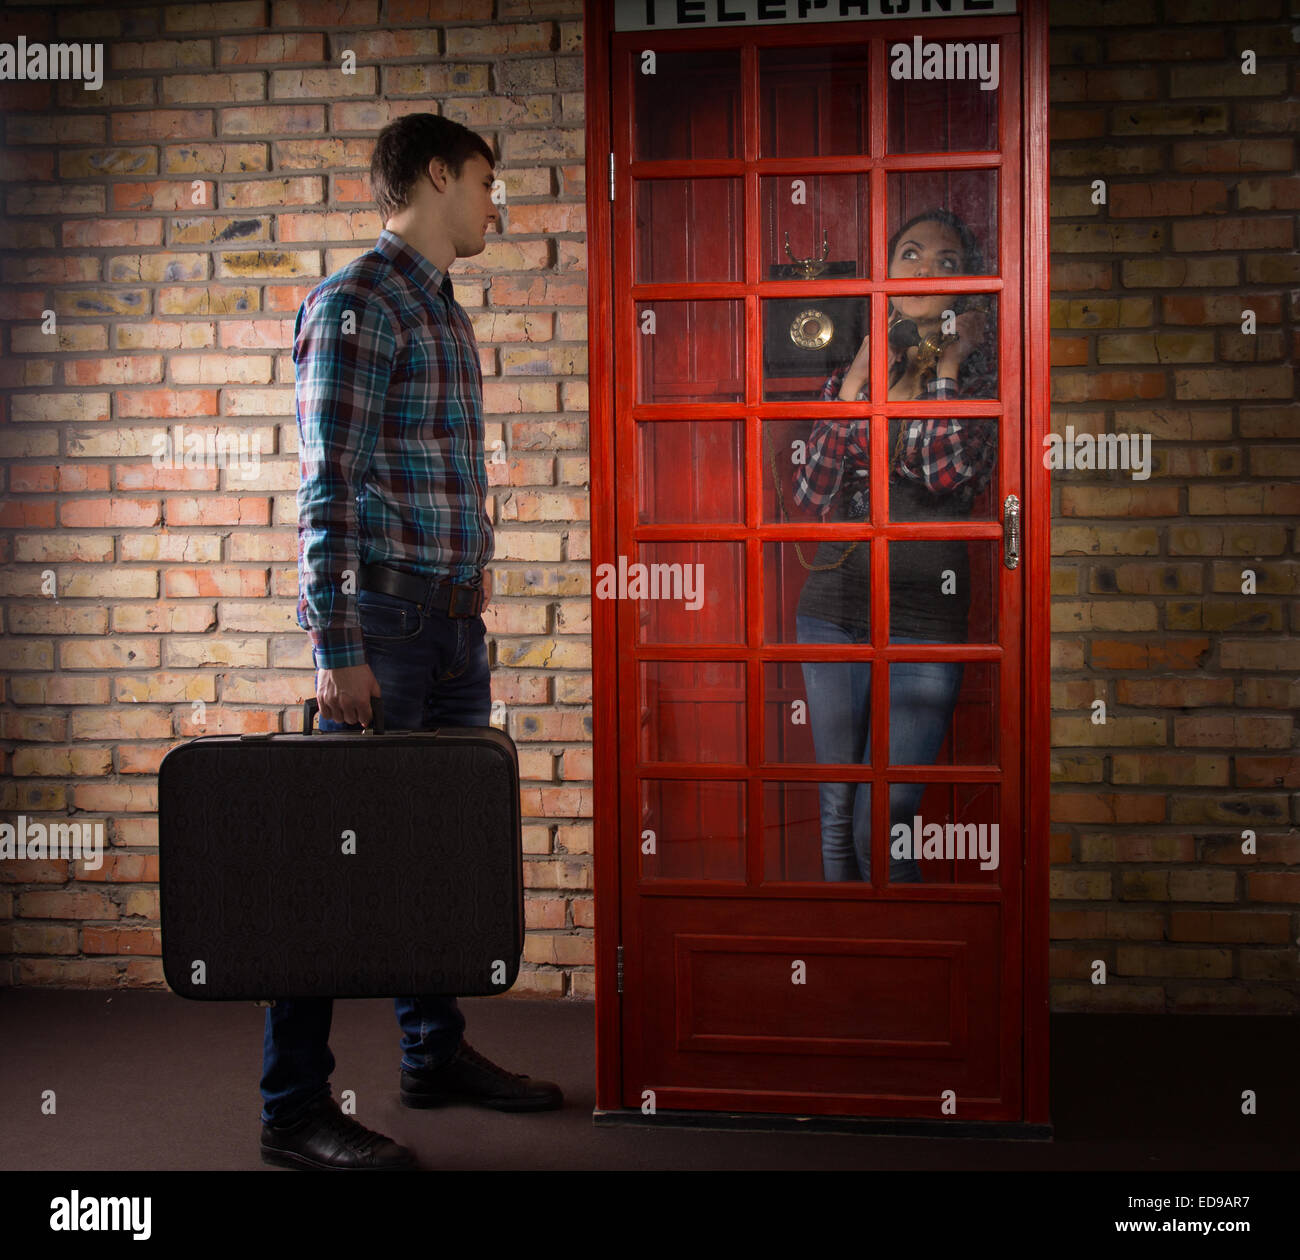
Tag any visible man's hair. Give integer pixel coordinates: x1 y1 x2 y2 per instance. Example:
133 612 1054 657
370 113 495 223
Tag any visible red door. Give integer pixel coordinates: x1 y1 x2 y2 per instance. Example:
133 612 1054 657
591 5 1049 1124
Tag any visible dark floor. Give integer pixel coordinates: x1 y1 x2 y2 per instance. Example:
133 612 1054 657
1 989 1296 1171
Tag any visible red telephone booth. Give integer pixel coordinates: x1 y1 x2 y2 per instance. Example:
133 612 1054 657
586 0 1052 1134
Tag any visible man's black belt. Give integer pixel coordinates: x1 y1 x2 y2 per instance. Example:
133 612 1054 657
358 562 485 618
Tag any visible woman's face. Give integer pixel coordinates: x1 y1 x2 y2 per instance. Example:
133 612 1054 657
888 219 964 324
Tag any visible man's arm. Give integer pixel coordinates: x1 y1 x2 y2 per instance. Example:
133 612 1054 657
295 286 394 722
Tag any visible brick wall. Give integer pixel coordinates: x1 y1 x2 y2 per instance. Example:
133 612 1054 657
0 0 593 994
1046 0 1298 1011
0 0 1296 1011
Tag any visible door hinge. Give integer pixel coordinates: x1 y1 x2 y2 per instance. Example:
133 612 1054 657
609 151 615 202
616 944 624 993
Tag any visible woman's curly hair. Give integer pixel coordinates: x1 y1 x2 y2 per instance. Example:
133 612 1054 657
884 207 998 400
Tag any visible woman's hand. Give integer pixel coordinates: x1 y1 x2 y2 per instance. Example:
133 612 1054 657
936 307 987 378
838 334 870 399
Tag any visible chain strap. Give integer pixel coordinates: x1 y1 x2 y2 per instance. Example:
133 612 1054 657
767 421 860 570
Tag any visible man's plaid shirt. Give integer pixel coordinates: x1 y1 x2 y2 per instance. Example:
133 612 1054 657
294 229 493 670
792 362 998 514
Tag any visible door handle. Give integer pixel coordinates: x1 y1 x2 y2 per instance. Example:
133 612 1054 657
1003 494 1020 569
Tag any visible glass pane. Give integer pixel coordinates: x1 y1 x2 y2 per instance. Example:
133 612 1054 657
889 415 1000 523
763 659 872 767
887 172 998 276
888 539 999 644
640 779 746 880
761 173 870 279
638 421 743 524
759 45 870 158
765 539 871 645
639 661 745 763
886 38 1000 153
633 541 745 645
764 655 995 769
765 410 998 527
883 292 999 400
762 296 868 402
886 780 1001 886
762 419 849 526
635 300 743 404
635 48 739 161
763 781 870 882
764 777 1001 886
760 172 869 402
889 659 998 766
635 178 742 284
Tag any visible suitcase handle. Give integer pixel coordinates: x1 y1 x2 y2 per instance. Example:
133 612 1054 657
302 695 385 735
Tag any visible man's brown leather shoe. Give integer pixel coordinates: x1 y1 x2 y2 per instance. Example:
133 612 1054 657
399 1039 563 1112
261 1094 417 1170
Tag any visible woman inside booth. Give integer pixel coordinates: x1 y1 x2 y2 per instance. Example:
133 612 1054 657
792 208 998 883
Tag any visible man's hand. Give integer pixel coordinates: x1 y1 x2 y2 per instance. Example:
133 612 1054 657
482 567 492 611
316 662 382 727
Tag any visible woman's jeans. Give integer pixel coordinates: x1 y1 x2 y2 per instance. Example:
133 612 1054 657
796 614 964 884
260 584 491 1125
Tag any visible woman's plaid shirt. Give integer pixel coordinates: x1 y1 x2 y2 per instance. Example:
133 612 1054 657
792 362 998 514
294 229 493 670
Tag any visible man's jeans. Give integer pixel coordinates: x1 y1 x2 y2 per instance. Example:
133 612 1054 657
260 584 491 1125
796 614 964 884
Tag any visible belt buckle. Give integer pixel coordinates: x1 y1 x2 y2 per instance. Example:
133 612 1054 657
447 581 483 618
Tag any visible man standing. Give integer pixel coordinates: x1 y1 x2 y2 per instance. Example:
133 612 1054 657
260 114 562 1172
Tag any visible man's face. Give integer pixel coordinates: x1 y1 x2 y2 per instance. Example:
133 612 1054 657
436 153 499 258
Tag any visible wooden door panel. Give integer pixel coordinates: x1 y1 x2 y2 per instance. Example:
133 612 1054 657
628 898 1009 1114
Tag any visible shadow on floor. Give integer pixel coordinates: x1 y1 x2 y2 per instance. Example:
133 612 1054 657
0 989 1295 1171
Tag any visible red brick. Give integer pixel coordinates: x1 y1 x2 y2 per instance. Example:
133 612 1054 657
112 181 216 212
111 110 214 142
64 356 165 386
60 499 162 528
62 219 165 248
82 927 161 955
272 0 380 23
219 33 325 63
1172 217 1293 252
220 105 326 135
1171 139 1295 172
1051 372 1165 402
331 175 371 203
116 390 220 418
1109 180 1229 218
